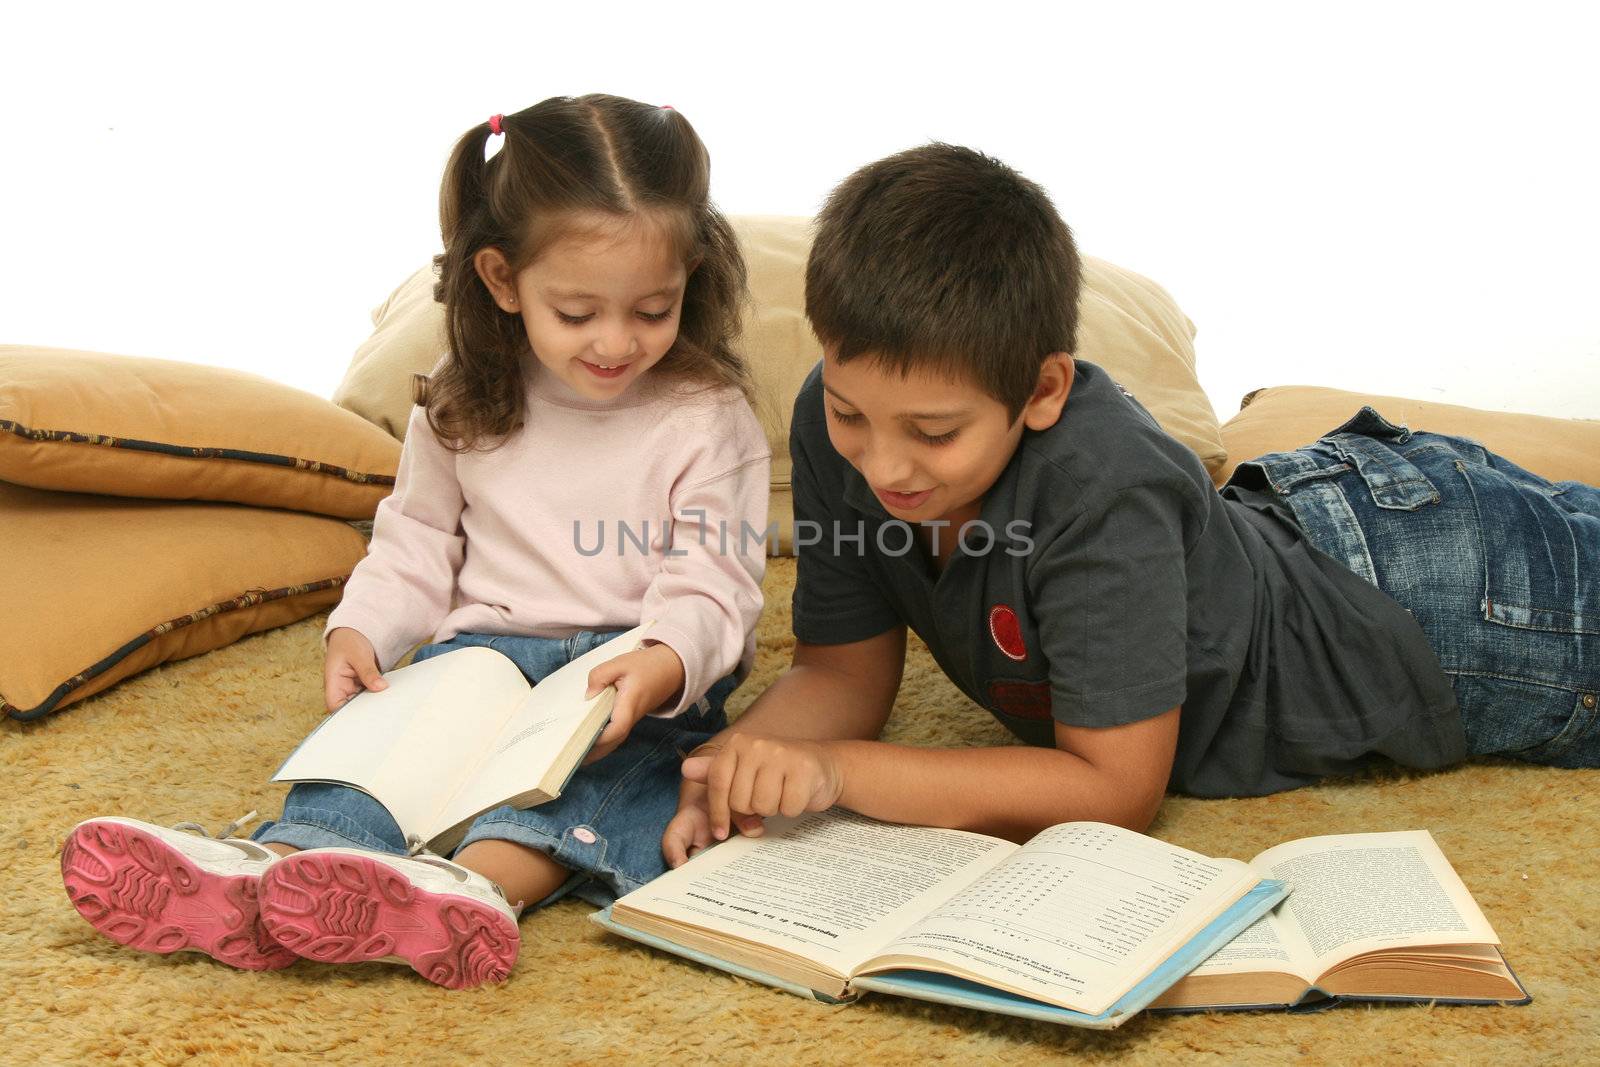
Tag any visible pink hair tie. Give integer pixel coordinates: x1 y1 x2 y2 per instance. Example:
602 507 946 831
488 114 504 135
660 105 674 111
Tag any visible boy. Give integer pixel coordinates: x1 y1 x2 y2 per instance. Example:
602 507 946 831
662 144 1599 863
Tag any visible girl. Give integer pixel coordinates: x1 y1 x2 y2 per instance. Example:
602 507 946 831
61 95 770 989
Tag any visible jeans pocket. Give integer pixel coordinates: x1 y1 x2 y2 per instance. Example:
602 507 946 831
1456 459 1600 635
1329 433 1440 511
1455 673 1600 767
1524 689 1600 765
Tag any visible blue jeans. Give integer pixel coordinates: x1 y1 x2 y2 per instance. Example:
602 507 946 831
254 630 735 908
1234 407 1600 766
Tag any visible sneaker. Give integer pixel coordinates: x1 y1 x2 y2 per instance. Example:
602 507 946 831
259 848 521 989
61 814 296 971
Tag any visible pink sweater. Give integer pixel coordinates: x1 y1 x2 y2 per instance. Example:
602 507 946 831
326 360 770 716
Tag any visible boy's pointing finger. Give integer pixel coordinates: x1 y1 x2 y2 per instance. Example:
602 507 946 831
704 749 737 840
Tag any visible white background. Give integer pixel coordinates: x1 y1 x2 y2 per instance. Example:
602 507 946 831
4 1 1596 422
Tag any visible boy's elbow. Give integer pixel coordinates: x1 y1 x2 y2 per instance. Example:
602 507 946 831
1059 768 1164 833
1052 708 1178 833
1097 765 1168 833
1118 786 1166 833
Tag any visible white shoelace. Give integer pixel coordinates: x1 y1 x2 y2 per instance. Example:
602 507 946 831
172 810 260 840
403 833 518 909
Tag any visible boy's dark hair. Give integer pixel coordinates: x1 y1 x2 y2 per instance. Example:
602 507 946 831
805 143 1082 421
429 94 751 450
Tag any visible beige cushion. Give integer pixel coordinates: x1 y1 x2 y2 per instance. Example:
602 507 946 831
0 482 368 720
1215 385 1600 488
0 346 400 520
1076 257 1224 473
331 217 1223 551
332 270 450 440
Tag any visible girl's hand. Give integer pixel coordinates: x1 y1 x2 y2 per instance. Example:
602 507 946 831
324 627 387 712
662 763 767 868
582 642 685 764
680 735 845 842
661 779 716 869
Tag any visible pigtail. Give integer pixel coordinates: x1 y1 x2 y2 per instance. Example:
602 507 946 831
436 122 494 256
426 120 528 450
669 207 752 399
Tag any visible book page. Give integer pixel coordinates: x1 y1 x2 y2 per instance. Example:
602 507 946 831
1181 907 1316 983
270 646 530 840
431 625 652 835
612 810 1016 978
860 823 1258 1017
1248 830 1499 973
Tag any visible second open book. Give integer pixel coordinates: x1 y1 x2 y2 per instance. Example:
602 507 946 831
270 624 653 854
1149 829 1527 1011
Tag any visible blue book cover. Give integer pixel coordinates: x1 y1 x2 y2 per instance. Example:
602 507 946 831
591 879 1288 1028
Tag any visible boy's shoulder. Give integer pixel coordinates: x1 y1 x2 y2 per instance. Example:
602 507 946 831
1018 361 1212 507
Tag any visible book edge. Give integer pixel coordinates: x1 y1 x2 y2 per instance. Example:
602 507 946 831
590 906 860 1005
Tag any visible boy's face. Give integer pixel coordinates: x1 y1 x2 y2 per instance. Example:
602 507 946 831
821 349 1067 526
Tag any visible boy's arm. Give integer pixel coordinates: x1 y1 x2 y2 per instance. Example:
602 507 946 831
719 627 907 741
661 628 905 866
824 710 1179 840
677 610 1179 846
685 710 1179 846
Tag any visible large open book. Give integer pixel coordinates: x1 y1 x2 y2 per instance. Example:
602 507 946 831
592 809 1287 1029
1149 829 1528 1012
271 624 652 854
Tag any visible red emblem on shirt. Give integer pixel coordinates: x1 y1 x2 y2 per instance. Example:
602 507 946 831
988 681 1052 720
989 604 1027 662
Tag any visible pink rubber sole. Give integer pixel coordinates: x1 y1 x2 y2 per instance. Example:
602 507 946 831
258 852 519 989
60 820 296 971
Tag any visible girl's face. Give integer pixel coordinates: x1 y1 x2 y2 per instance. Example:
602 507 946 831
483 212 689 401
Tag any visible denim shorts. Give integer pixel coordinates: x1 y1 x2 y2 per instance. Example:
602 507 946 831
1234 407 1600 767
254 629 734 909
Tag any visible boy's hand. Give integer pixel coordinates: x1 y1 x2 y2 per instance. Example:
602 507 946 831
582 642 685 764
324 627 387 712
680 735 844 842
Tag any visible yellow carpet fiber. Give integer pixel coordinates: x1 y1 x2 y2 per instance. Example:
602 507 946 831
5 559 1597 1065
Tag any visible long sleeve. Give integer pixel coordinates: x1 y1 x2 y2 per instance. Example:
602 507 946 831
639 398 770 716
325 404 466 670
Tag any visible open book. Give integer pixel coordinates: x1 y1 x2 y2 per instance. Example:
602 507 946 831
1149 829 1528 1012
272 624 653 854
592 809 1287 1029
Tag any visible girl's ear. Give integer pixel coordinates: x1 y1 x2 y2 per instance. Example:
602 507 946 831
473 247 521 313
685 254 704 275
1021 353 1075 432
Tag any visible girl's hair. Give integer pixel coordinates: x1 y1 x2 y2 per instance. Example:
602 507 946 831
427 94 752 450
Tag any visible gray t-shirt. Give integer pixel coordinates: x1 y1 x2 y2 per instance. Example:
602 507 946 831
789 360 1466 797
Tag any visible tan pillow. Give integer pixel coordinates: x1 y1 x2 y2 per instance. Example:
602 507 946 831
0 346 400 520
1076 257 1224 473
330 217 1223 550
331 269 449 440
0 482 367 720
1215 385 1600 487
